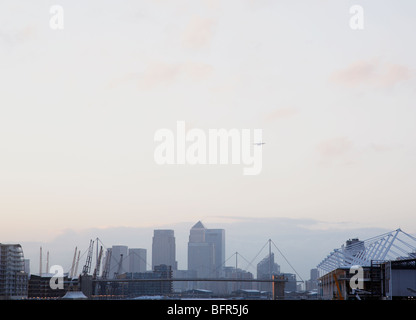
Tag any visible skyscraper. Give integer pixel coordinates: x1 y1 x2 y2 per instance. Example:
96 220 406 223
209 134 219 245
128 248 147 273
152 229 177 270
188 221 214 278
205 229 225 276
187 221 225 279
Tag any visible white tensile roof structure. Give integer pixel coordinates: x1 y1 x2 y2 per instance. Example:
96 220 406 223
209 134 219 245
317 228 416 276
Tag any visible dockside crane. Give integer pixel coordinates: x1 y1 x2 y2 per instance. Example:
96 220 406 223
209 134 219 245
99 249 111 296
111 254 124 296
93 246 103 280
114 254 124 279
92 245 103 296
69 247 77 279
101 249 111 280
74 250 80 278
82 239 95 276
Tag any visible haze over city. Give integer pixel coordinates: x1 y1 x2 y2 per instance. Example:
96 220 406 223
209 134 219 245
1 1 416 283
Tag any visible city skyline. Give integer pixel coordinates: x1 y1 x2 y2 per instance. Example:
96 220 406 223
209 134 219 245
1 1 416 290
11 217 407 283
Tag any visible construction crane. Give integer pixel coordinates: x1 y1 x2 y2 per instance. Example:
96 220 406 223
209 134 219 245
69 247 77 279
93 246 103 280
110 254 124 296
92 245 103 296
101 249 111 280
74 250 80 278
99 249 112 296
82 239 95 276
114 254 124 279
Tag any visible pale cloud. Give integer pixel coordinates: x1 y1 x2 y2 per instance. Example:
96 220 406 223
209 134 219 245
317 137 353 157
0 24 37 45
316 137 354 166
138 61 214 88
139 61 182 87
181 61 215 81
203 0 221 10
182 15 216 50
264 107 298 122
316 138 401 167
108 60 214 90
330 59 412 89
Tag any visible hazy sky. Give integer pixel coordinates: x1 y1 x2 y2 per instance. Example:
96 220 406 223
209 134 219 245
1 1 416 278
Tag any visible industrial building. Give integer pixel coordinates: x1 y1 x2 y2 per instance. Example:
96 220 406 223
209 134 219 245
112 264 173 298
317 229 416 300
28 273 69 299
0 244 28 300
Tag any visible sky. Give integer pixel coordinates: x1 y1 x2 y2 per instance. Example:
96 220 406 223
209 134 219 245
1 1 416 280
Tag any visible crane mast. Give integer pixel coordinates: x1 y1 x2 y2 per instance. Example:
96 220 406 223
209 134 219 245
114 254 124 278
102 249 111 280
93 246 103 280
82 239 95 275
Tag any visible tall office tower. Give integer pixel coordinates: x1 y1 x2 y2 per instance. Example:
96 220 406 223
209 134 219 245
187 221 216 278
129 248 147 273
310 268 319 281
205 229 225 276
305 268 319 291
152 230 178 270
189 221 205 243
108 245 128 279
24 259 30 275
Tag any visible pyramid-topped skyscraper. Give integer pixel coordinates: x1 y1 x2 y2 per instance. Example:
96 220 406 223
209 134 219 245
187 221 225 278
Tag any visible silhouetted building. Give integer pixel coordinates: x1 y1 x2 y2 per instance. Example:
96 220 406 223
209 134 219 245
152 230 177 270
305 268 318 291
129 248 147 273
108 245 128 279
188 221 215 279
28 273 69 299
280 272 297 292
172 269 197 292
120 264 173 297
205 229 225 277
223 266 254 294
256 253 280 292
